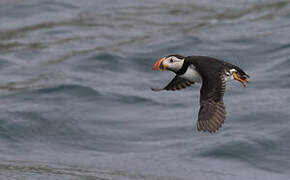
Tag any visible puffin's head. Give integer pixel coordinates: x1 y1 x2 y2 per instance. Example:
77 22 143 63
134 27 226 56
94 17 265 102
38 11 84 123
152 55 185 72
226 68 250 87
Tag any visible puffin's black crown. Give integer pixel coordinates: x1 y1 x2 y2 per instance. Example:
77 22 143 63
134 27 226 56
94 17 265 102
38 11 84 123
166 54 185 59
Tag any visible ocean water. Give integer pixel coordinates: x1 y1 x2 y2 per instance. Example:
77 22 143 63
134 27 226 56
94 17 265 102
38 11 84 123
0 0 290 179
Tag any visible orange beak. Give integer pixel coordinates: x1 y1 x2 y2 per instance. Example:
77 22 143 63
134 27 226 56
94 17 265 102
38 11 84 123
233 72 249 87
153 57 166 71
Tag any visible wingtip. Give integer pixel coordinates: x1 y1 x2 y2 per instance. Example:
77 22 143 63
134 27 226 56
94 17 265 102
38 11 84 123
151 87 163 92
196 120 223 133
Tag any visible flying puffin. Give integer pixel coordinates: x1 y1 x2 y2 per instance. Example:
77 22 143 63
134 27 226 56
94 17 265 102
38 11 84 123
151 55 249 133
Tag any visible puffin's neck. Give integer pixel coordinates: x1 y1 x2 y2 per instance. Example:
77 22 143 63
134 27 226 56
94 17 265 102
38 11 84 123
176 60 189 76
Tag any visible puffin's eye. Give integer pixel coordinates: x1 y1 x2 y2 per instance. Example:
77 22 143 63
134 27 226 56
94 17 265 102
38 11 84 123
169 59 174 63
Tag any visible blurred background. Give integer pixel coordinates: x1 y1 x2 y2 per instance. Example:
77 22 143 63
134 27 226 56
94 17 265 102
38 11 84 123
0 0 290 179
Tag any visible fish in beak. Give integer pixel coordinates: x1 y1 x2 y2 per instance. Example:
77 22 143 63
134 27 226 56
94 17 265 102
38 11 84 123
153 57 167 71
233 72 249 87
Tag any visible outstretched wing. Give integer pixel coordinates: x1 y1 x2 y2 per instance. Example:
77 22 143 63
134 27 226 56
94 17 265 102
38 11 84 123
151 76 194 92
197 70 226 133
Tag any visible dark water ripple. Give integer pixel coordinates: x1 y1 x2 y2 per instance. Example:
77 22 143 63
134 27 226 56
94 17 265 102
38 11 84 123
0 0 290 179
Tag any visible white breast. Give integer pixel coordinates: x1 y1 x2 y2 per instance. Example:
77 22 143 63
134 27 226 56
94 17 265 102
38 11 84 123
179 65 202 83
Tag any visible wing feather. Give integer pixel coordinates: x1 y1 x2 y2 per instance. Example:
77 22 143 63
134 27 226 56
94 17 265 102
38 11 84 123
151 76 194 92
197 70 227 133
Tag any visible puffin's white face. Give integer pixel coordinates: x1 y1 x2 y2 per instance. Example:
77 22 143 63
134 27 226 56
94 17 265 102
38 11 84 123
224 69 237 81
153 56 184 72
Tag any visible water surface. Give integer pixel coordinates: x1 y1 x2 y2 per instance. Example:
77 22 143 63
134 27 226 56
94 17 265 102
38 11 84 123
0 0 290 179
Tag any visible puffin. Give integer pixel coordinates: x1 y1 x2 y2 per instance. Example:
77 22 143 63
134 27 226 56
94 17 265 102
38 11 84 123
151 55 250 133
